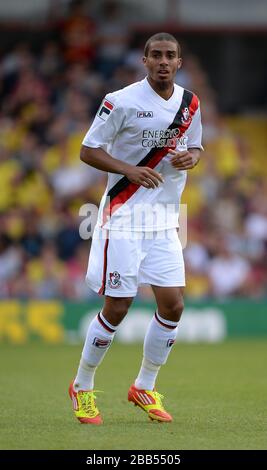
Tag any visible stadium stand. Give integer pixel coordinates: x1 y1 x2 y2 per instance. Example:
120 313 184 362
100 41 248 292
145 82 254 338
0 0 266 301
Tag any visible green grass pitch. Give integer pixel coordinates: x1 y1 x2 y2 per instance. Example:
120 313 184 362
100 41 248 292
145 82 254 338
1 340 266 450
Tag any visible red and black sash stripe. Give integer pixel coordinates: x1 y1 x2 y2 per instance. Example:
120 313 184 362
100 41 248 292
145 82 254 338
102 90 199 225
98 235 109 295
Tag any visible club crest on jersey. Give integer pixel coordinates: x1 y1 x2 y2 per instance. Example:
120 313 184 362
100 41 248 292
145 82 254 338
93 337 111 348
181 107 191 125
137 111 153 118
167 339 175 347
97 100 114 121
108 271 121 289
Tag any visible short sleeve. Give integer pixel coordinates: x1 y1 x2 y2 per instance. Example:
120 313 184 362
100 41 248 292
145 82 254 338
82 94 125 150
186 104 204 151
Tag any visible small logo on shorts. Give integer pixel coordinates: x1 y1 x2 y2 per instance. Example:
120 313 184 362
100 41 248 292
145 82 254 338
167 339 175 347
93 337 111 348
108 271 121 289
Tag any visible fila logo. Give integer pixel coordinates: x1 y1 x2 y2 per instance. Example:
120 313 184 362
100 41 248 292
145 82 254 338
137 111 153 118
97 100 114 121
167 339 175 347
93 337 111 348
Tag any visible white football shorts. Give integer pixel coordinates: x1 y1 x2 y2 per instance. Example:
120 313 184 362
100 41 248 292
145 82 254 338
86 227 185 297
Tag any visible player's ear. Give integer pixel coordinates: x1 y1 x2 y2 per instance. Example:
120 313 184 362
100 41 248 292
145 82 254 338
177 58 182 69
142 56 147 66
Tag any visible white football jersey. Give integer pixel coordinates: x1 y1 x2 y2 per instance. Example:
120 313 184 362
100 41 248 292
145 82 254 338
82 78 203 231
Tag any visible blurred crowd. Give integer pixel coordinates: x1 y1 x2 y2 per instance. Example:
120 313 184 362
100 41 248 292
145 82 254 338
0 0 267 301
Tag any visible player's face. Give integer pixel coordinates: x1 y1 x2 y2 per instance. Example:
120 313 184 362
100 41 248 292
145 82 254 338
143 41 182 86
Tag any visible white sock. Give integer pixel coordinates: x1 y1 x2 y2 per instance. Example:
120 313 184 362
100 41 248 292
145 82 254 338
74 311 117 391
135 311 178 390
73 357 96 391
135 357 160 390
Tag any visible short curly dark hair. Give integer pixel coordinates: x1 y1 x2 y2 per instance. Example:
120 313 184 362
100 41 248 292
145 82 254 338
144 32 181 58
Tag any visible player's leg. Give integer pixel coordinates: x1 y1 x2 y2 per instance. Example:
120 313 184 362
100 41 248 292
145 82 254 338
70 229 140 424
135 229 184 389
151 285 184 322
128 287 183 422
70 295 133 425
128 230 184 422
74 295 133 392
134 285 183 389
75 227 139 391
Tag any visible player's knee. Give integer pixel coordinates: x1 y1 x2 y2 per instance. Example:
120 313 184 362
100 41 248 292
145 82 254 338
175 298 184 321
103 297 133 325
114 297 132 316
162 298 184 322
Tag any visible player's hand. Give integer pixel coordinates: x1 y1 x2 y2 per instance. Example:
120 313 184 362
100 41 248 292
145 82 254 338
169 149 200 170
125 166 164 189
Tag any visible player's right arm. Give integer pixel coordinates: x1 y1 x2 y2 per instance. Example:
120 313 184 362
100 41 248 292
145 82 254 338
80 145 164 189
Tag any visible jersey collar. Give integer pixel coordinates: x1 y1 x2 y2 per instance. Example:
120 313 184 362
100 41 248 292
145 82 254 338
143 77 182 108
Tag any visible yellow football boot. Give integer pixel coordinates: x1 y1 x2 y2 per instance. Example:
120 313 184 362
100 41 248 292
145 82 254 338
128 384 172 422
69 382 103 425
